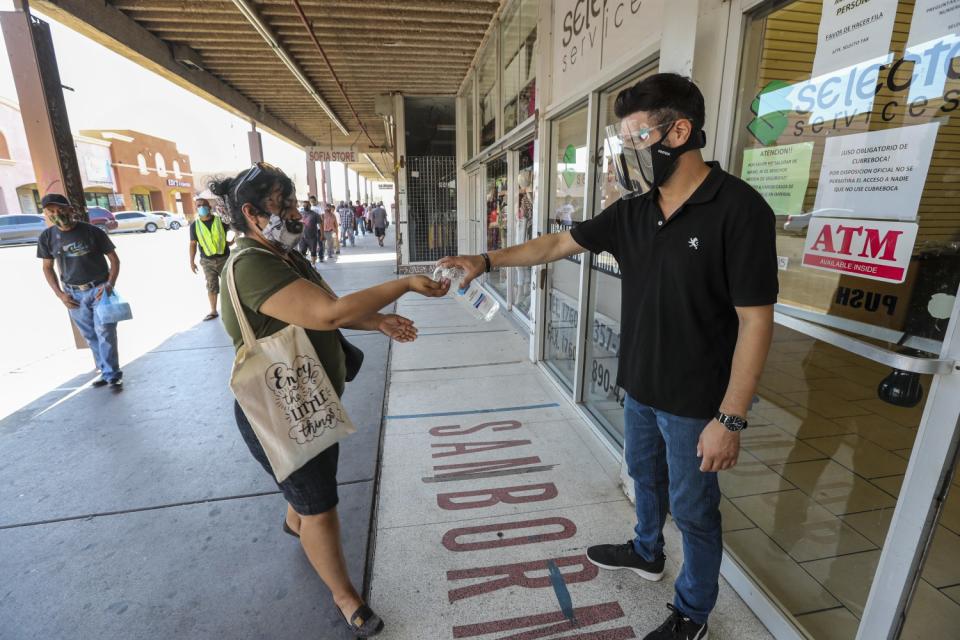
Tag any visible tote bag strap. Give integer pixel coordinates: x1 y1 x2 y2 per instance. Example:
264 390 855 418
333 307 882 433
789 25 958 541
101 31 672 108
226 247 274 350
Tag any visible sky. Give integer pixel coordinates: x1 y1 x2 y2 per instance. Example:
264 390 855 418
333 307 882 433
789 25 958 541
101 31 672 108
0 2 372 202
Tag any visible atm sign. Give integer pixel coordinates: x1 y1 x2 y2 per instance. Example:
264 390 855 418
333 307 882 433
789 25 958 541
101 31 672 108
801 218 918 284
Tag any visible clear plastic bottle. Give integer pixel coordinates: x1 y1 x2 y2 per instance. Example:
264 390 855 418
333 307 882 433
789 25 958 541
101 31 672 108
432 266 501 322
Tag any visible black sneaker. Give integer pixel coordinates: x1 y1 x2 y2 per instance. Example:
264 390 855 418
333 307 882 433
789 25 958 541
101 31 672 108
109 374 123 389
91 377 109 388
586 540 665 581
643 604 708 640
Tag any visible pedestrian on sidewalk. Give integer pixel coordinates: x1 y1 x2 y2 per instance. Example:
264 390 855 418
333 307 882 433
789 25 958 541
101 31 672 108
371 202 388 248
438 73 778 640
309 194 322 215
353 201 366 237
322 203 339 260
338 201 355 247
210 163 449 639
363 202 373 235
37 193 124 389
297 199 322 265
189 197 233 321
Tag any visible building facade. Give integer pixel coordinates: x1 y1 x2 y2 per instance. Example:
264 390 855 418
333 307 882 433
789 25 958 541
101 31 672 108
80 129 195 217
448 1 960 638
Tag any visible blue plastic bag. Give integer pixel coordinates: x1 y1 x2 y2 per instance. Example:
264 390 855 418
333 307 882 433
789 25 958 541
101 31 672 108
95 290 133 324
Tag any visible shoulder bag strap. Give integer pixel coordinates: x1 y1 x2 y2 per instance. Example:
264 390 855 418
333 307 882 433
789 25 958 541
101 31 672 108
225 247 270 350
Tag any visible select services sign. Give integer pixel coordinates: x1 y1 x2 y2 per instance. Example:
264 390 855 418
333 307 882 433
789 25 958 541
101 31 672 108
801 218 917 284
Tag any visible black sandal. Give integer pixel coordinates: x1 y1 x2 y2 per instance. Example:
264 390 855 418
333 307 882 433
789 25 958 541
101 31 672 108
340 604 384 638
282 518 299 538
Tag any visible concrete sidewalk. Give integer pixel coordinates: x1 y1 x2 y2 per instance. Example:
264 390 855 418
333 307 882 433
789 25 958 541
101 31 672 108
369 296 775 639
0 230 397 639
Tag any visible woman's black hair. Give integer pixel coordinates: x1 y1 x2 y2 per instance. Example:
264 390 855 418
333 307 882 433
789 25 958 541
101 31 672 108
208 164 295 233
614 72 705 131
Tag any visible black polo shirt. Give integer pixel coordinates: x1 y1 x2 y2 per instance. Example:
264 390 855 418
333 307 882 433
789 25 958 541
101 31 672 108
571 163 778 419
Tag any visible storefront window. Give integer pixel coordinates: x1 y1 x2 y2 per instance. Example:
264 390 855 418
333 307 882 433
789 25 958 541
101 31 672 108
727 2 960 636
544 106 588 388
501 0 538 134
84 192 111 209
582 70 653 444
513 141 536 318
485 156 509 300
478 43 497 150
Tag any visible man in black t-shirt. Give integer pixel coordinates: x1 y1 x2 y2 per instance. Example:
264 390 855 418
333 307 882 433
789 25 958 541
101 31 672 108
189 197 233 321
297 200 322 265
37 193 124 388
439 74 778 640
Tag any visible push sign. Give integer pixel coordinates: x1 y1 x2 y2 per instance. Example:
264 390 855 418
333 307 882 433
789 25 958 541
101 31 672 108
802 218 918 284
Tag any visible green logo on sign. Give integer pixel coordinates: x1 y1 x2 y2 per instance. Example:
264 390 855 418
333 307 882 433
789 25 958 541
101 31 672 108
562 144 577 188
747 80 791 146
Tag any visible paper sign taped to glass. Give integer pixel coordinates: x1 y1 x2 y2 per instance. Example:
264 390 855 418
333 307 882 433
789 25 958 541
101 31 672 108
801 217 918 284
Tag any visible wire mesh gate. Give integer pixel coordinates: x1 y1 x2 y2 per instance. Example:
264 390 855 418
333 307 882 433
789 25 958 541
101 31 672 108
406 156 458 263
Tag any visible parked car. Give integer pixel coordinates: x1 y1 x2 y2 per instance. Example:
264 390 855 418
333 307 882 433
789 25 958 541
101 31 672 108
87 206 118 232
111 210 166 233
151 210 187 230
0 213 45 246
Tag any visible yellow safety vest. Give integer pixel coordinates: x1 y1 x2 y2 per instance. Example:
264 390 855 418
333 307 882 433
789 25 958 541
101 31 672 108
195 216 226 256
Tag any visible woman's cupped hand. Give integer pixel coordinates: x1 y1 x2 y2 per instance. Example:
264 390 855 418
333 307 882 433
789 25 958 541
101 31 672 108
377 314 419 343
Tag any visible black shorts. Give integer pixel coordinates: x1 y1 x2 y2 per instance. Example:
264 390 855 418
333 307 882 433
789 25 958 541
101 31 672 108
233 401 339 515
374 226 386 237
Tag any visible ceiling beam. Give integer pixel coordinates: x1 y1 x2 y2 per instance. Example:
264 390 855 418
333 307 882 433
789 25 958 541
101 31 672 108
32 0 315 148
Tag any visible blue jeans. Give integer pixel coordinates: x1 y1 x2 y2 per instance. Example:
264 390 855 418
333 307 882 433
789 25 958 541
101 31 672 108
624 395 721 624
341 224 354 246
67 286 121 381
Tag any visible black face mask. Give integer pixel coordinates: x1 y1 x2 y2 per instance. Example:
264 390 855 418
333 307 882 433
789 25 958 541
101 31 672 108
637 123 708 189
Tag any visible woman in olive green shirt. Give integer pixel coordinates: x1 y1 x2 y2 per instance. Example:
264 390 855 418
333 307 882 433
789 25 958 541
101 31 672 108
211 163 447 638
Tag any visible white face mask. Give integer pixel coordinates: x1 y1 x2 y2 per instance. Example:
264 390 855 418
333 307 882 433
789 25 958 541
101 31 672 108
259 213 304 252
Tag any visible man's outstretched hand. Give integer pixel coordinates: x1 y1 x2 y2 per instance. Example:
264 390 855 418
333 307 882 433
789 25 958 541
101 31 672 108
436 254 486 288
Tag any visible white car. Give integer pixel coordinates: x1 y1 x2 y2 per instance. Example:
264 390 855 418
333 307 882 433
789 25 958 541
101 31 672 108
111 210 167 233
151 211 187 230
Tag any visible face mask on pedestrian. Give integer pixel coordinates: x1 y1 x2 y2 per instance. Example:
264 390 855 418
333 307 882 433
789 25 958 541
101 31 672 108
197 205 211 217
46 209 74 229
604 118 706 199
255 207 303 252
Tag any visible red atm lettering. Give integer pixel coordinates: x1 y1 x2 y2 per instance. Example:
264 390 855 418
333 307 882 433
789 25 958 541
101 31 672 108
442 517 576 551
437 482 558 510
430 420 521 436
810 224 903 261
432 440 531 458
446 554 598 602
453 601 634 639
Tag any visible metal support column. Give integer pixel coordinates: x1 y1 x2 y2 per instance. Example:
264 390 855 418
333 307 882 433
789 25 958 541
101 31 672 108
305 154 317 200
324 161 333 205
1 2 85 216
248 121 264 164
343 163 351 202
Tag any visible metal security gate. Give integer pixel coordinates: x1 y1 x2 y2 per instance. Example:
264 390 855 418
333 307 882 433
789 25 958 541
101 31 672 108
406 155 457 263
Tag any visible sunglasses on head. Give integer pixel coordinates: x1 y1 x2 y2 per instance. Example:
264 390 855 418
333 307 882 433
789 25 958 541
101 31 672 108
232 161 283 198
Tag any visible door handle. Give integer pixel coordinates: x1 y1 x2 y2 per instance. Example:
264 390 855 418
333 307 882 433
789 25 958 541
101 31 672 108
774 311 957 375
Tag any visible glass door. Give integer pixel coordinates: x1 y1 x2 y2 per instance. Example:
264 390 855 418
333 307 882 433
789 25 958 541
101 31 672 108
723 2 960 637
543 106 589 389
484 156 509 301
511 140 537 321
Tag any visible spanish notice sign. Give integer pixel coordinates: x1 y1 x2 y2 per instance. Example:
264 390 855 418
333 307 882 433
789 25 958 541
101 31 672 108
813 122 939 221
802 217 918 284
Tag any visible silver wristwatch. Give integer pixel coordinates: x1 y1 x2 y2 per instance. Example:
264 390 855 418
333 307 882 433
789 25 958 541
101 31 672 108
715 411 748 432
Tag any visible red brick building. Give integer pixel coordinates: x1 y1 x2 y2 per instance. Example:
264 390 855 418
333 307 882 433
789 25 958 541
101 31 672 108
81 129 195 216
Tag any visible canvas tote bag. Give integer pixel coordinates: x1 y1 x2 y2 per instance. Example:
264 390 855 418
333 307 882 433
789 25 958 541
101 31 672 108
226 248 355 482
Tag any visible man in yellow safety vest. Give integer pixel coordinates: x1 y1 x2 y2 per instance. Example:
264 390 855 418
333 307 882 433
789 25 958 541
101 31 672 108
189 198 233 321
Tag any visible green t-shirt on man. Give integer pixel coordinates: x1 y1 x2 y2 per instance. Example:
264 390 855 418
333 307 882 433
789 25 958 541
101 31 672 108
220 237 347 396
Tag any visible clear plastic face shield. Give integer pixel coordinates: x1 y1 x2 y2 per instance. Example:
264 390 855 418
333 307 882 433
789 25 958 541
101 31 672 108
603 120 674 200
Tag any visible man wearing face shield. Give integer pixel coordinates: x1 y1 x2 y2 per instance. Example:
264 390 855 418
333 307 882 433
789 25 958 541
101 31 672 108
439 73 778 640
36 194 124 388
210 162 448 638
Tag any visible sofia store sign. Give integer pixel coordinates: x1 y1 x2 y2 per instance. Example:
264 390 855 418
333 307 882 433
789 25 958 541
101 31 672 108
552 0 663 104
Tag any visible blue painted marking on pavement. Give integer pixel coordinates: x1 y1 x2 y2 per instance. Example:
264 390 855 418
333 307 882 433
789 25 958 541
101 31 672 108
385 402 559 420
547 560 576 622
